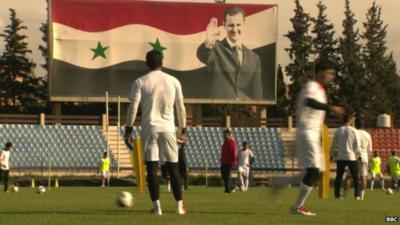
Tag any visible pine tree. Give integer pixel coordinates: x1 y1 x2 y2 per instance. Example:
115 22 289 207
312 1 339 62
382 53 400 120
337 0 366 113
361 2 397 116
38 21 48 72
311 1 341 106
285 0 314 115
35 20 50 111
0 8 39 113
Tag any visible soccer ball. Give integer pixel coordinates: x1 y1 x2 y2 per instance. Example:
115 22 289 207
386 188 394 195
36 186 46 194
116 191 133 208
10 185 19 193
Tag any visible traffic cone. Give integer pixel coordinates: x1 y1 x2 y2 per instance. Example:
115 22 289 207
54 178 59 189
31 179 35 188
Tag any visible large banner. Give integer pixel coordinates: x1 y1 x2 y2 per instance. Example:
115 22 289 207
50 0 277 104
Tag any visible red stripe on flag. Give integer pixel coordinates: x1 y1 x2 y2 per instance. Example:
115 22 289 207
51 0 274 34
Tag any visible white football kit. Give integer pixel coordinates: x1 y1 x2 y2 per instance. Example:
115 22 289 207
129 70 184 163
357 129 372 176
238 149 254 174
295 81 327 170
238 149 254 191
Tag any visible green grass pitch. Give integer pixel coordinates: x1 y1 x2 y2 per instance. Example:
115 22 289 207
0 186 398 225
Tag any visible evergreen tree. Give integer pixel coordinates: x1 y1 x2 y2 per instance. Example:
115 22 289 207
0 8 41 113
337 0 366 113
361 2 398 116
38 21 48 72
36 20 50 111
311 1 339 62
285 0 314 115
311 1 340 106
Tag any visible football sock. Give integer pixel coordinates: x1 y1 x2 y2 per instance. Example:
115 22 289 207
153 200 162 214
177 200 183 209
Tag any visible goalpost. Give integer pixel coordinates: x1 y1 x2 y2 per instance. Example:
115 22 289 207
130 137 146 193
319 124 331 199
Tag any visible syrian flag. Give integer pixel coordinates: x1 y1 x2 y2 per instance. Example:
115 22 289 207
50 0 277 101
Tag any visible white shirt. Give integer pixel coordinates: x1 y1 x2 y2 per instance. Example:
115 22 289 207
0 150 10 170
296 81 327 134
129 70 184 133
357 129 372 163
330 126 361 161
238 149 254 168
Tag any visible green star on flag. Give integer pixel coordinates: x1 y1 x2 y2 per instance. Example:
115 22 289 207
149 38 167 55
91 41 109 60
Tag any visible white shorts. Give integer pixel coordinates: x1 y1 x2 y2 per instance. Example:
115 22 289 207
141 132 178 163
359 162 368 177
295 131 322 170
238 166 250 177
102 170 110 178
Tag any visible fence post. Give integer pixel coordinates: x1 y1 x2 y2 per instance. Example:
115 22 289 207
39 113 45 126
288 116 293 132
52 102 62 125
102 114 107 132
257 105 267 128
225 115 231 128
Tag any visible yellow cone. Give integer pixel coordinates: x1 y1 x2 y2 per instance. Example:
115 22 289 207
54 178 59 188
31 178 35 188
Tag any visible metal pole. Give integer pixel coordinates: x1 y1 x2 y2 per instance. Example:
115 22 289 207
205 160 208 187
48 155 51 191
117 96 120 179
106 92 110 158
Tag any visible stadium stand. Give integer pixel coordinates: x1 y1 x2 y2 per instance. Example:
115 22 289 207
0 124 285 172
369 128 400 172
0 124 116 169
125 126 285 171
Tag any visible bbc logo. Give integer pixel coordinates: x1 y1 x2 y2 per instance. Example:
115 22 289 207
385 217 399 223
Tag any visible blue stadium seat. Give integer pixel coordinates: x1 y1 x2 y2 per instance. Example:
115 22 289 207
2 124 115 169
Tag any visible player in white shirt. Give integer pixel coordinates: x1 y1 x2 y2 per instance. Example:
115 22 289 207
330 115 362 199
237 142 254 192
270 60 344 216
343 117 372 199
0 142 12 192
124 50 187 216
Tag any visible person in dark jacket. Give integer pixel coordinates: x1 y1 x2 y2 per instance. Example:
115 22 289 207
196 6 262 99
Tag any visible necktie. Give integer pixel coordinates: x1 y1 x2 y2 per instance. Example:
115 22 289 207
233 46 242 65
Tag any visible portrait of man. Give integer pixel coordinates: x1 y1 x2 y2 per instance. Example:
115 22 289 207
197 6 263 100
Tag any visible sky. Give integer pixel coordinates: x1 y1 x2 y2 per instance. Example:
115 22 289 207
1 0 400 77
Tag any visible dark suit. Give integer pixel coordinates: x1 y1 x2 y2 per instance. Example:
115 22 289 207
197 39 263 99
